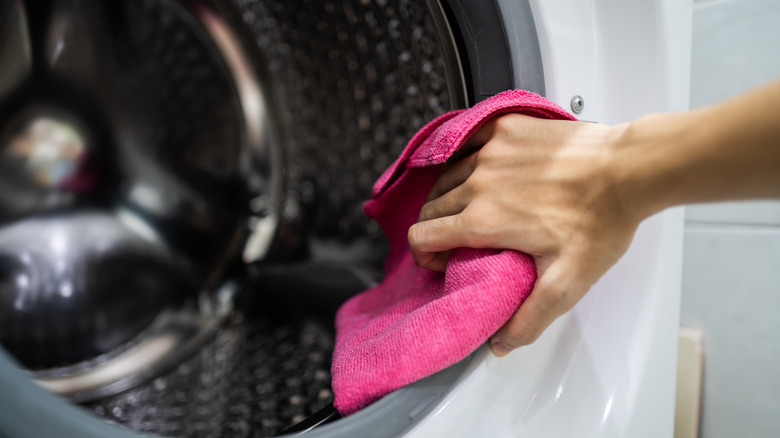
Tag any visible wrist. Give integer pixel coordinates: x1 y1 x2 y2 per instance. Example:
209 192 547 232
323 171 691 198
610 112 696 222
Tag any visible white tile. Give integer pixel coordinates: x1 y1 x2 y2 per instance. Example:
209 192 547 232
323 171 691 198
685 201 780 227
691 0 780 109
686 0 780 229
681 225 780 438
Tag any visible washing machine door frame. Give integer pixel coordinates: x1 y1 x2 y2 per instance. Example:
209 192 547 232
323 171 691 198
440 0 545 103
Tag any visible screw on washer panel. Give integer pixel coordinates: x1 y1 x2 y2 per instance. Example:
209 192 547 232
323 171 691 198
570 95 584 114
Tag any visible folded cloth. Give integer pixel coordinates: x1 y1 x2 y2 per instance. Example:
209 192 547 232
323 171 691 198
331 90 577 415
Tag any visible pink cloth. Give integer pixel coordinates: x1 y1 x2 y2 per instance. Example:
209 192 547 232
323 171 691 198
331 90 577 415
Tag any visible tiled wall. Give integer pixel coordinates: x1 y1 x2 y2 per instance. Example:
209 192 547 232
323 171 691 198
683 0 780 436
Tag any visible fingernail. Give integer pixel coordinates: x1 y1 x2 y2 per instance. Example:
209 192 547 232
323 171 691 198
490 340 513 357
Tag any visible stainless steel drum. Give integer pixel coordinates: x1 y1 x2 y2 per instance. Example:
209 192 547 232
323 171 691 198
0 0 469 436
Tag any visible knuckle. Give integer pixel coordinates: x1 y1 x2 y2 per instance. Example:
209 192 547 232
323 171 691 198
466 150 479 170
463 169 488 195
465 169 483 191
460 209 499 248
548 286 571 304
471 148 486 166
491 114 513 132
459 207 477 227
458 209 480 236
476 226 499 248
534 282 576 319
457 215 479 248
492 113 522 133
472 147 497 169
536 287 567 314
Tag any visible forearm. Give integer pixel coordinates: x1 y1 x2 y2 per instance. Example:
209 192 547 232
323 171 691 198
616 79 780 220
410 82 780 353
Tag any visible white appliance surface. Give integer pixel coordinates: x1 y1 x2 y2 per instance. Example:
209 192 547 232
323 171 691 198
403 1 691 436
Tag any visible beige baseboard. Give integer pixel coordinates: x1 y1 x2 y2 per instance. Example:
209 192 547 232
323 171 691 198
674 328 704 438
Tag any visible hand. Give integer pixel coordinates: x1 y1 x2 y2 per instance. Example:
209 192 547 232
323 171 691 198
407 114 640 356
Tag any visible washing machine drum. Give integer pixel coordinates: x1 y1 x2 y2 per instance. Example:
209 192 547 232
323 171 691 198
0 0 541 436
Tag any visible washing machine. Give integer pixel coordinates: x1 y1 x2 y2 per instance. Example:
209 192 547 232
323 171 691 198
0 0 691 437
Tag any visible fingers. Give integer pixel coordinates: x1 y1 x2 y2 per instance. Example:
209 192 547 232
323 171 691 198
427 118 496 201
419 184 470 222
427 152 478 201
490 256 583 356
412 121 497 270
414 151 480 271
408 215 469 271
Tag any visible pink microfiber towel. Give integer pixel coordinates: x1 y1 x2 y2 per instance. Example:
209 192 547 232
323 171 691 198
331 90 577 415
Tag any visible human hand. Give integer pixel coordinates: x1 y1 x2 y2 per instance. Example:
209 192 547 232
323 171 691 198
407 114 641 356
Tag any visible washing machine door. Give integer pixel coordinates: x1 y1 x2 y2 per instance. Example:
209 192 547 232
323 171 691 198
0 0 533 436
